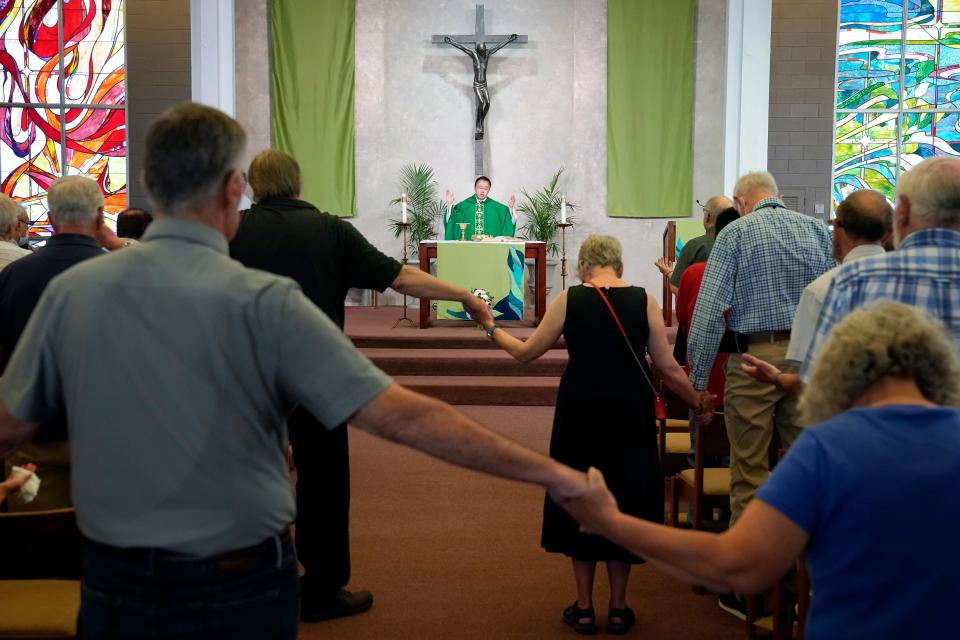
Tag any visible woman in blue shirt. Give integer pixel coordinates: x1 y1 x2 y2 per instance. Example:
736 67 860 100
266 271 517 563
565 300 960 640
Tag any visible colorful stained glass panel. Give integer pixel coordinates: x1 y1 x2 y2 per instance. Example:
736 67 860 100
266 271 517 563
0 1 127 233
834 112 900 206
65 107 125 214
900 110 960 170
903 0 960 109
62 0 125 105
837 0 904 109
0 106 63 233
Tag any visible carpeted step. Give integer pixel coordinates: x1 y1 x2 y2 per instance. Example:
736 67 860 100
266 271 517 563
393 375 560 406
362 348 567 377
351 332 565 350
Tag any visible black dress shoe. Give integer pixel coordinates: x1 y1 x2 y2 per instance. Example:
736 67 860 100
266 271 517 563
300 589 374 622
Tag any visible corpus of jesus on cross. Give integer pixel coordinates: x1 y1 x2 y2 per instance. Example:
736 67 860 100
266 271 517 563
433 5 527 176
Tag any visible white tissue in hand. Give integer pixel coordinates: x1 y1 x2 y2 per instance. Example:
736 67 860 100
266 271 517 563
10 465 40 503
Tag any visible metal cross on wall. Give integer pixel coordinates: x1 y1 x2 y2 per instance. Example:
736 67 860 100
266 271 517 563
432 4 527 176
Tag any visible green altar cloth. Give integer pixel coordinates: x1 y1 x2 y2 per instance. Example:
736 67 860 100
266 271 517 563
436 242 525 321
443 195 516 240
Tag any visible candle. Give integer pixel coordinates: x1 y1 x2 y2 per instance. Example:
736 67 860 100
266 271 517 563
560 193 567 224
401 192 408 223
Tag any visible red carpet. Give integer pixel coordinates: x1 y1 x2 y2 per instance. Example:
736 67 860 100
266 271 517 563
348 306 566 406
296 405 745 640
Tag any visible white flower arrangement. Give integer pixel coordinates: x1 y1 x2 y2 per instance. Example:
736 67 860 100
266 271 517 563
472 288 494 306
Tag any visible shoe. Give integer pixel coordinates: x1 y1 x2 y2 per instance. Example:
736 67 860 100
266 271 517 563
718 592 748 621
300 589 373 623
607 605 636 635
562 602 597 635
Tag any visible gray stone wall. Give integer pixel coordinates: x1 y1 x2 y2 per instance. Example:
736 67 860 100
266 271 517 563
767 0 838 217
234 0 272 170
127 0 192 209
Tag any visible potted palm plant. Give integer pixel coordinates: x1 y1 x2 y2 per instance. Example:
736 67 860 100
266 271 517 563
389 163 446 259
517 168 575 257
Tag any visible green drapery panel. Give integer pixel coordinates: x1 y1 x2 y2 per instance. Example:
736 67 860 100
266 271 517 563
271 0 355 216
607 0 695 218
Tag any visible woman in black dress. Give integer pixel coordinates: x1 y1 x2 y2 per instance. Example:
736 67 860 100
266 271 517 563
480 235 709 635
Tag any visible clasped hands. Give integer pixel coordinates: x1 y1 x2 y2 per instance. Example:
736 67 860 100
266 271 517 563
692 390 715 426
551 466 619 536
463 294 494 328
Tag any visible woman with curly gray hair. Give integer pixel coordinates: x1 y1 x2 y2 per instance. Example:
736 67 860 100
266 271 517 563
563 300 960 640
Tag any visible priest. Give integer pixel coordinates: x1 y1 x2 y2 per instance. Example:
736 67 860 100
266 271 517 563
444 176 516 240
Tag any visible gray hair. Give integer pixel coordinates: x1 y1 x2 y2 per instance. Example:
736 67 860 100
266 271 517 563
0 194 23 237
143 102 247 214
703 194 733 221
896 157 960 228
47 176 105 226
800 301 960 425
733 171 779 198
578 235 623 272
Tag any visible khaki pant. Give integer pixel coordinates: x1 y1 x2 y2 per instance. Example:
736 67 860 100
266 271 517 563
723 340 801 524
5 441 72 512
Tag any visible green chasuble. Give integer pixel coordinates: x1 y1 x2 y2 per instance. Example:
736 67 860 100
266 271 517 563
444 195 516 240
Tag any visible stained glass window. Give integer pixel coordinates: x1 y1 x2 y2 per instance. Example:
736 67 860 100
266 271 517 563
834 0 960 208
0 1 126 237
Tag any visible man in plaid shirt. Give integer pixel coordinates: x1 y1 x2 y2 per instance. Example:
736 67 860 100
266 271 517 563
800 157 960 381
687 171 834 530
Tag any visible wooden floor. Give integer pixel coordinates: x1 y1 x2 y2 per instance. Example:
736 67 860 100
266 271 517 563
297 405 745 640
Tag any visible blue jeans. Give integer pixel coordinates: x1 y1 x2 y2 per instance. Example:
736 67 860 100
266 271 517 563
77 531 299 640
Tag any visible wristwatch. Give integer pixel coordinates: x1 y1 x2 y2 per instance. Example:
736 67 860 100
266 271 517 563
485 324 499 340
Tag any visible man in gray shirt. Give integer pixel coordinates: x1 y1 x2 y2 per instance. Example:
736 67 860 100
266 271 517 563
0 103 586 640
655 194 733 293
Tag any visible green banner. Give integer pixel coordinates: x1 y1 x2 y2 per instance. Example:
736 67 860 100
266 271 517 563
271 0 356 216
607 0 695 218
436 242 525 321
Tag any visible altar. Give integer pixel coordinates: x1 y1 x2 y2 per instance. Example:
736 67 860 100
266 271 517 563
417 241 548 329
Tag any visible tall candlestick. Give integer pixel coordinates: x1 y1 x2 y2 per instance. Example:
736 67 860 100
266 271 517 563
560 193 567 224
401 192 408 223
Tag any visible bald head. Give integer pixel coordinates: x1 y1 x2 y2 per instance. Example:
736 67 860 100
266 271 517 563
702 195 733 229
836 190 892 243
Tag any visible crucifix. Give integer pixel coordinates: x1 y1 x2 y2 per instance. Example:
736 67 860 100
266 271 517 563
433 5 527 175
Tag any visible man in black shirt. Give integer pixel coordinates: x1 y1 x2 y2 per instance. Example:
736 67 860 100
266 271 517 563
0 176 107 509
230 149 491 623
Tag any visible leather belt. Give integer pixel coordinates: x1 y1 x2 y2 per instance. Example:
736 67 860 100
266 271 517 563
746 331 791 344
84 529 290 572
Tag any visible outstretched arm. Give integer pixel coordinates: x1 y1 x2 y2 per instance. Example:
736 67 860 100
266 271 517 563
444 36 478 60
480 289 566 363
566 468 808 594
488 33 518 56
352 384 586 503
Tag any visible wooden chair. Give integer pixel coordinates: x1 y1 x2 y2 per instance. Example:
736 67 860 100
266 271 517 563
657 416 691 479
0 508 82 638
670 412 729 531
748 558 811 639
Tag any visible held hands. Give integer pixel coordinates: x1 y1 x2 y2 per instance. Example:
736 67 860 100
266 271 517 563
740 354 781 385
464 295 494 328
445 190 455 207
692 390 715 426
562 467 619 535
654 258 674 278
507 194 516 209
546 464 589 505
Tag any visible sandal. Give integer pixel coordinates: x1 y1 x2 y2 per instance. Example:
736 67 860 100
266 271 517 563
562 602 597 635
607 605 636 635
